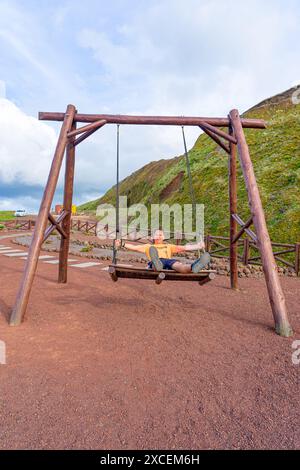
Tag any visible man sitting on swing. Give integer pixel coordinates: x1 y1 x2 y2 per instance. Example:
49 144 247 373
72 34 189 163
115 229 211 273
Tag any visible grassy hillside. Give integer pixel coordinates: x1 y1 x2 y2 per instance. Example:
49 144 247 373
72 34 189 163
79 87 300 242
0 211 15 222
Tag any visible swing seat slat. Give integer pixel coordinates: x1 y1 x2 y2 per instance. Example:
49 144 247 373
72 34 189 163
108 265 216 285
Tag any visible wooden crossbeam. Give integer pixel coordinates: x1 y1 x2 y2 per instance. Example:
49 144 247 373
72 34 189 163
232 214 257 242
199 125 230 154
232 216 253 244
39 112 266 129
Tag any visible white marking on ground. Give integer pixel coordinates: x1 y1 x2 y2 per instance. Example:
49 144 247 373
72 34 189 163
43 258 77 264
101 267 109 271
19 255 56 260
0 232 31 240
4 252 28 257
69 262 102 268
0 249 23 254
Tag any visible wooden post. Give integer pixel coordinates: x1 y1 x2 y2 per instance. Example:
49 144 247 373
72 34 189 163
295 243 300 277
10 104 77 326
58 120 76 283
108 266 118 282
155 272 165 285
206 234 211 252
229 124 238 289
229 109 293 337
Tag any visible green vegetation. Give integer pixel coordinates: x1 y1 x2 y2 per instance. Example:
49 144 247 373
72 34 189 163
78 88 300 242
0 211 15 222
80 243 93 253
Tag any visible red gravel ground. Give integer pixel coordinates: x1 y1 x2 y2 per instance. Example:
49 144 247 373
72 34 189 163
0 234 299 450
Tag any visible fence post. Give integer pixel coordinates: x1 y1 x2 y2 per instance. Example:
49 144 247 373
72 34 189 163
243 238 250 265
206 234 211 252
295 243 300 277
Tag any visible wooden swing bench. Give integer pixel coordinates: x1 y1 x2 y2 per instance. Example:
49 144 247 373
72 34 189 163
108 265 216 285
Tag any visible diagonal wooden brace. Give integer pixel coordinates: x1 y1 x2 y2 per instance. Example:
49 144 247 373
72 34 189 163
67 119 107 138
199 125 230 154
200 121 237 144
43 211 68 242
232 214 257 243
232 215 255 244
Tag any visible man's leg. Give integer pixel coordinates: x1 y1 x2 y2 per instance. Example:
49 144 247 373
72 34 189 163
149 246 163 271
191 252 211 272
171 261 191 274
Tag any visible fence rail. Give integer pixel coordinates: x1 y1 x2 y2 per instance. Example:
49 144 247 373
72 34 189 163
206 234 300 276
1 219 36 231
1 218 299 275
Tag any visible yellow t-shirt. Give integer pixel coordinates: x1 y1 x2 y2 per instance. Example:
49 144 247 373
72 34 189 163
143 243 177 260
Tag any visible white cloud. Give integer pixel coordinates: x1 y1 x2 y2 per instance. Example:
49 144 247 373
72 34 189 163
0 0 299 212
77 0 300 116
0 98 57 185
0 195 40 213
0 80 6 98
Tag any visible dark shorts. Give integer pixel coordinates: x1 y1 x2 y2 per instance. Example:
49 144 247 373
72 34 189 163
147 258 178 270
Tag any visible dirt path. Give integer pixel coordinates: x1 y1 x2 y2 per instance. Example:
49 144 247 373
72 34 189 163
0 235 299 449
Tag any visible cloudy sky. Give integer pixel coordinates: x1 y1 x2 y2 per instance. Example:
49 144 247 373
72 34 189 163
0 0 299 212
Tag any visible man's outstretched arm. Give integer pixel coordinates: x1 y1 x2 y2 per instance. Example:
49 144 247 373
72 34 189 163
115 239 146 253
172 241 205 254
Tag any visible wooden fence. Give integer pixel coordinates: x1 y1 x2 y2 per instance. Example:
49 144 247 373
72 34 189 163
2 218 299 275
206 235 300 276
71 219 98 234
1 219 36 231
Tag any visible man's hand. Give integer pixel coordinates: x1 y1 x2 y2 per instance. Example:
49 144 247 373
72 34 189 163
196 240 206 250
115 239 122 249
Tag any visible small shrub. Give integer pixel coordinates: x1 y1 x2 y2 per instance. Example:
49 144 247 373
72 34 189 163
80 244 92 253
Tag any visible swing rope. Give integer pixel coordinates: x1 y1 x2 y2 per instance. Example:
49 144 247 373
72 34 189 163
112 124 120 265
182 126 196 216
181 127 203 251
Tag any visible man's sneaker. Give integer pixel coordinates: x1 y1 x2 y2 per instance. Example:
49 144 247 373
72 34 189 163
149 246 163 271
191 252 211 273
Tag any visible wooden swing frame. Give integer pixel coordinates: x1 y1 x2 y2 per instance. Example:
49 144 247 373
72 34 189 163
9 105 293 337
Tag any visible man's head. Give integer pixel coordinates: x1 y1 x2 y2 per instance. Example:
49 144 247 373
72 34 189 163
153 229 165 244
